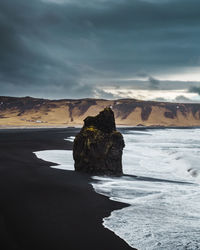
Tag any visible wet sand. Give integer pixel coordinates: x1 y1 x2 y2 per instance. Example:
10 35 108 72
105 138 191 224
0 128 134 250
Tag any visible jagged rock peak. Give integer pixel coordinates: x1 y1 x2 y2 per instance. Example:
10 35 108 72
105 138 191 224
83 107 116 133
73 107 125 176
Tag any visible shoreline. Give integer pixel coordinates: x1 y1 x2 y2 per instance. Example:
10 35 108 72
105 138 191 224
0 128 134 250
1 125 200 130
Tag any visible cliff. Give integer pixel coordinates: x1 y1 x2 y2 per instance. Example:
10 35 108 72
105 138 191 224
0 96 200 127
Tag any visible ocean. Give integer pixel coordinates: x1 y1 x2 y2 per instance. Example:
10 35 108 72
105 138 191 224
35 128 200 250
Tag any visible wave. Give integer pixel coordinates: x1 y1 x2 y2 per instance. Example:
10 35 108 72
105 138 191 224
35 129 200 249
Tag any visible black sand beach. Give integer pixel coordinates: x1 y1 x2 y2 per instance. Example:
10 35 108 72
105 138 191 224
0 128 134 250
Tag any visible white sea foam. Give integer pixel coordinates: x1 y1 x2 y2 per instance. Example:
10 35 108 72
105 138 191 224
35 150 74 170
64 136 75 142
93 129 200 249
34 129 200 250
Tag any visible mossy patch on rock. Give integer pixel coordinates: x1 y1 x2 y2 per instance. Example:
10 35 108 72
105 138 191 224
73 108 125 175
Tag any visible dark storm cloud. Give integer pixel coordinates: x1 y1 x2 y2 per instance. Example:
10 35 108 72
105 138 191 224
175 95 193 103
189 86 200 95
148 77 160 89
0 0 200 98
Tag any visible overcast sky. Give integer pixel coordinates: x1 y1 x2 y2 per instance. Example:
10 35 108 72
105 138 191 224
1 0 200 101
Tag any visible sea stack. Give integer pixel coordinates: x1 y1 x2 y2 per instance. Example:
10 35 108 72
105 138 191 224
73 107 125 175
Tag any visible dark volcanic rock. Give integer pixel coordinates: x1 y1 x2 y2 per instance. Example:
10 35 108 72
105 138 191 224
73 108 125 175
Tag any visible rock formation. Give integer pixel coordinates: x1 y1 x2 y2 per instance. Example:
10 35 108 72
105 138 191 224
73 107 125 175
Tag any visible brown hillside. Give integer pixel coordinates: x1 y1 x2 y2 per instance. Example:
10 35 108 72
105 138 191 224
0 96 200 127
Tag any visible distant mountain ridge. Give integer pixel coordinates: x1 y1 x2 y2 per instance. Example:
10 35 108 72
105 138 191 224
0 96 200 127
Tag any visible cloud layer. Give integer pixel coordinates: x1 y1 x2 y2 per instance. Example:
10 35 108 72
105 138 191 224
0 0 200 99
